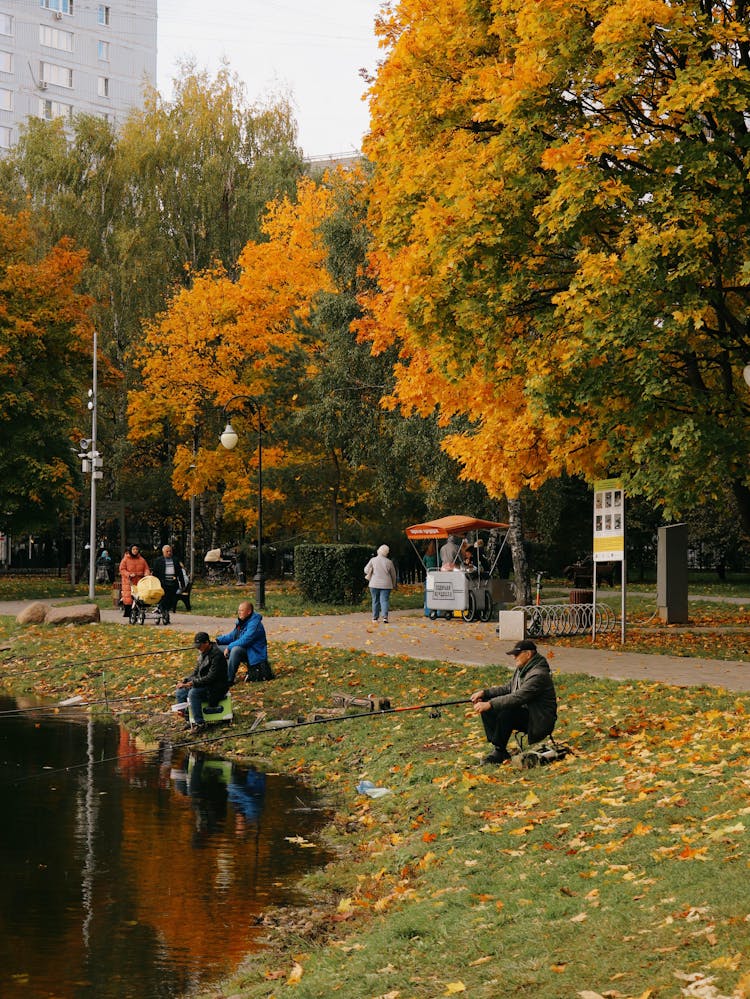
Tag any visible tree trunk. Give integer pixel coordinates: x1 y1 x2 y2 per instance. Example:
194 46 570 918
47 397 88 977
506 496 531 605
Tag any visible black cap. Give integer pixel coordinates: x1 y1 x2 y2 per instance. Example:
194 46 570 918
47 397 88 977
506 639 537 656
194 632 210 647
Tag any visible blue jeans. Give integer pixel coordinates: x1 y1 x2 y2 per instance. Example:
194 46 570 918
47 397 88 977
175 685 209 724
217 645 247 684
370 588 391 621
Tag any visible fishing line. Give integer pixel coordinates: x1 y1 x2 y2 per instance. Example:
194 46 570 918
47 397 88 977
0 644 195 678
5 697 473 786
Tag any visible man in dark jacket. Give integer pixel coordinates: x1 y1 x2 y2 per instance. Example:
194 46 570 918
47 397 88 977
174 632 229 730
471 639 558 764
152 544 188 617
216 601 271 684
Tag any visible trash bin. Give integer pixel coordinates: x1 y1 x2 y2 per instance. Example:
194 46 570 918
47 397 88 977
569 589 593 604
112 580 122 607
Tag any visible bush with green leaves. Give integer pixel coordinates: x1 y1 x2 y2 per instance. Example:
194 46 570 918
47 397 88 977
294 544 372 604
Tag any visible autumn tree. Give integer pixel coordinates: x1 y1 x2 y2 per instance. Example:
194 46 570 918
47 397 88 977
0 212 93 533
362 0 750 536
127 176 336 547
0 66 305 548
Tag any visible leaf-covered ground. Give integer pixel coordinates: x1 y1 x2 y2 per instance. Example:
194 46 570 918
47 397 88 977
1 619 750 998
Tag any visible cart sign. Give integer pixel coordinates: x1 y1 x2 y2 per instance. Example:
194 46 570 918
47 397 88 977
593 478 625 562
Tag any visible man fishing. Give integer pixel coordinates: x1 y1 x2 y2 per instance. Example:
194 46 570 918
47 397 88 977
174 632 229 732
470 639 558 765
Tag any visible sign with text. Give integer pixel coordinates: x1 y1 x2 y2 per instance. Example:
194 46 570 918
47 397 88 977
593 478 625 562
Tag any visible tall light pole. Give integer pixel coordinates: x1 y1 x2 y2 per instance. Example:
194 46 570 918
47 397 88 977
219 394 265 609
79 331 103 601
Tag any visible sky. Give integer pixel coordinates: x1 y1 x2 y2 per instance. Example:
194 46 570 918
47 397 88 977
156 0 384 158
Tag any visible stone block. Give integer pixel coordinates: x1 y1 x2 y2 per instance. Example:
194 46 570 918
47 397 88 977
45 604 101 626
498 609 526 641
16 601 49 625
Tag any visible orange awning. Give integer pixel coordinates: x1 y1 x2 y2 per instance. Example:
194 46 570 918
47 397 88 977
405 515 508 540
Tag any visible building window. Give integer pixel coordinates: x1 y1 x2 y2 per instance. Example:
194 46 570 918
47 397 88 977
40 61 73 87
97 5 109 26
0 50 11 73
0 124 11 148
39 97 73 120
39 0 73 14
0 13 13 36
97 40 109 61
97 76 108 97
0 86 11 111
40 26 74 51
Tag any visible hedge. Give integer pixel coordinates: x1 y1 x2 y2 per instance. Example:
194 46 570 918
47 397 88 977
294 544 373 605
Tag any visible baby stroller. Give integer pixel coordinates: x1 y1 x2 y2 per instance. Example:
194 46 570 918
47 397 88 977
204 547 236 585
129 575 168 625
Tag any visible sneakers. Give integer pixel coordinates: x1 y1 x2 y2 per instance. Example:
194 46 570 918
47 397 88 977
372 618 378 623
482 748 511 765
382 616 389 624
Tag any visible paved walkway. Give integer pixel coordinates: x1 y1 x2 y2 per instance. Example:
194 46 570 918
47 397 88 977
2 601 750 692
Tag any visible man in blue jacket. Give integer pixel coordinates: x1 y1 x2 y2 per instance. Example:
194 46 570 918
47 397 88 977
216 600 272 684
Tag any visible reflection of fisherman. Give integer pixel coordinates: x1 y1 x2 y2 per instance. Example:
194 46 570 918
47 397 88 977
187 755 229 843
228 767 266 829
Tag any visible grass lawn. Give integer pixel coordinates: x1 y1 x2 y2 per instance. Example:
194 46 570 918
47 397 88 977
1 617 749 998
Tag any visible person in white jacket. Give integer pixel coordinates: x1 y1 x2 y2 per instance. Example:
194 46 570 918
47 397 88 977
364 544 398 623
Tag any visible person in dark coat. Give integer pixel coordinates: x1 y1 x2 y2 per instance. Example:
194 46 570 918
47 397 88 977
152 544 188 617
174 632 229 730
471 639 558 765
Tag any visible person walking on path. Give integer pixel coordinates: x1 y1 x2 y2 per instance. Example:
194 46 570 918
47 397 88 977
470 639 558 765
174 632 229 731
118 545 151 619
152 544 188 618
216 601 271 684
364 544 398 624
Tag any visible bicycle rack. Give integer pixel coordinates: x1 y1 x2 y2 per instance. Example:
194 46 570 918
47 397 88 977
511 603 617 638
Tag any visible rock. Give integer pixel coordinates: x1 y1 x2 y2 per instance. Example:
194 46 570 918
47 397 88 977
16 602 49 625
45 604 101 626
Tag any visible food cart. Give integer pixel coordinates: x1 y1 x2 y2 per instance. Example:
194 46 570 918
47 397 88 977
405 515 510 622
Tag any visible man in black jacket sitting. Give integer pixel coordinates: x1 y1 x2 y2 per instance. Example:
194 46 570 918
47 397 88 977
174 632 229 731
471 639 558 765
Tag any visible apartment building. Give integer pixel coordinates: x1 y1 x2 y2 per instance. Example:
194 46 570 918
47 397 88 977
0 0 156 149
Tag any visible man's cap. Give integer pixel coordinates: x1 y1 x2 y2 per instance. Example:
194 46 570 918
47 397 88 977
506 639 537 656
194 631 210 646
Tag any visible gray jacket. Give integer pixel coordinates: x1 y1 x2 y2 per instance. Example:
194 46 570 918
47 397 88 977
483 652 557 743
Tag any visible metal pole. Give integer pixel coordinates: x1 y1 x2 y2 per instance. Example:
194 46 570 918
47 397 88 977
71 502 77 586
87 331 98 601
189 492 196 581
254 410 265 609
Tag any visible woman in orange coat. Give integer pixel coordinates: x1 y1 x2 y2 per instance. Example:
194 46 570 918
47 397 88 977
119 544 151 618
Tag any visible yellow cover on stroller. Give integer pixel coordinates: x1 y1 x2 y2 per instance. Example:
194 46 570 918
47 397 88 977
136 576 164 605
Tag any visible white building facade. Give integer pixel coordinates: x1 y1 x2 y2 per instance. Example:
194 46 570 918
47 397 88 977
0 0 156 149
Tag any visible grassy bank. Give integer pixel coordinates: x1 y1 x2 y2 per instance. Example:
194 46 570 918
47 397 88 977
1 618 749 998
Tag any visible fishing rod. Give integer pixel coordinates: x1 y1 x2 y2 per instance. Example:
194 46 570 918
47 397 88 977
6 696 473 785
248 697 473 735
0 644 195 678
0 690 174 718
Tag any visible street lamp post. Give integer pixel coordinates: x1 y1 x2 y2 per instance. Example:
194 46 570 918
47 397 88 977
78 330 102 601
219 394 265 609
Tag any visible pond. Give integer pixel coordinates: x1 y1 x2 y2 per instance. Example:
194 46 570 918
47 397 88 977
0 693 332 999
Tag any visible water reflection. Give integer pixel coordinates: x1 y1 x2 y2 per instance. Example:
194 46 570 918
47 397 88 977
0 694 330 999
